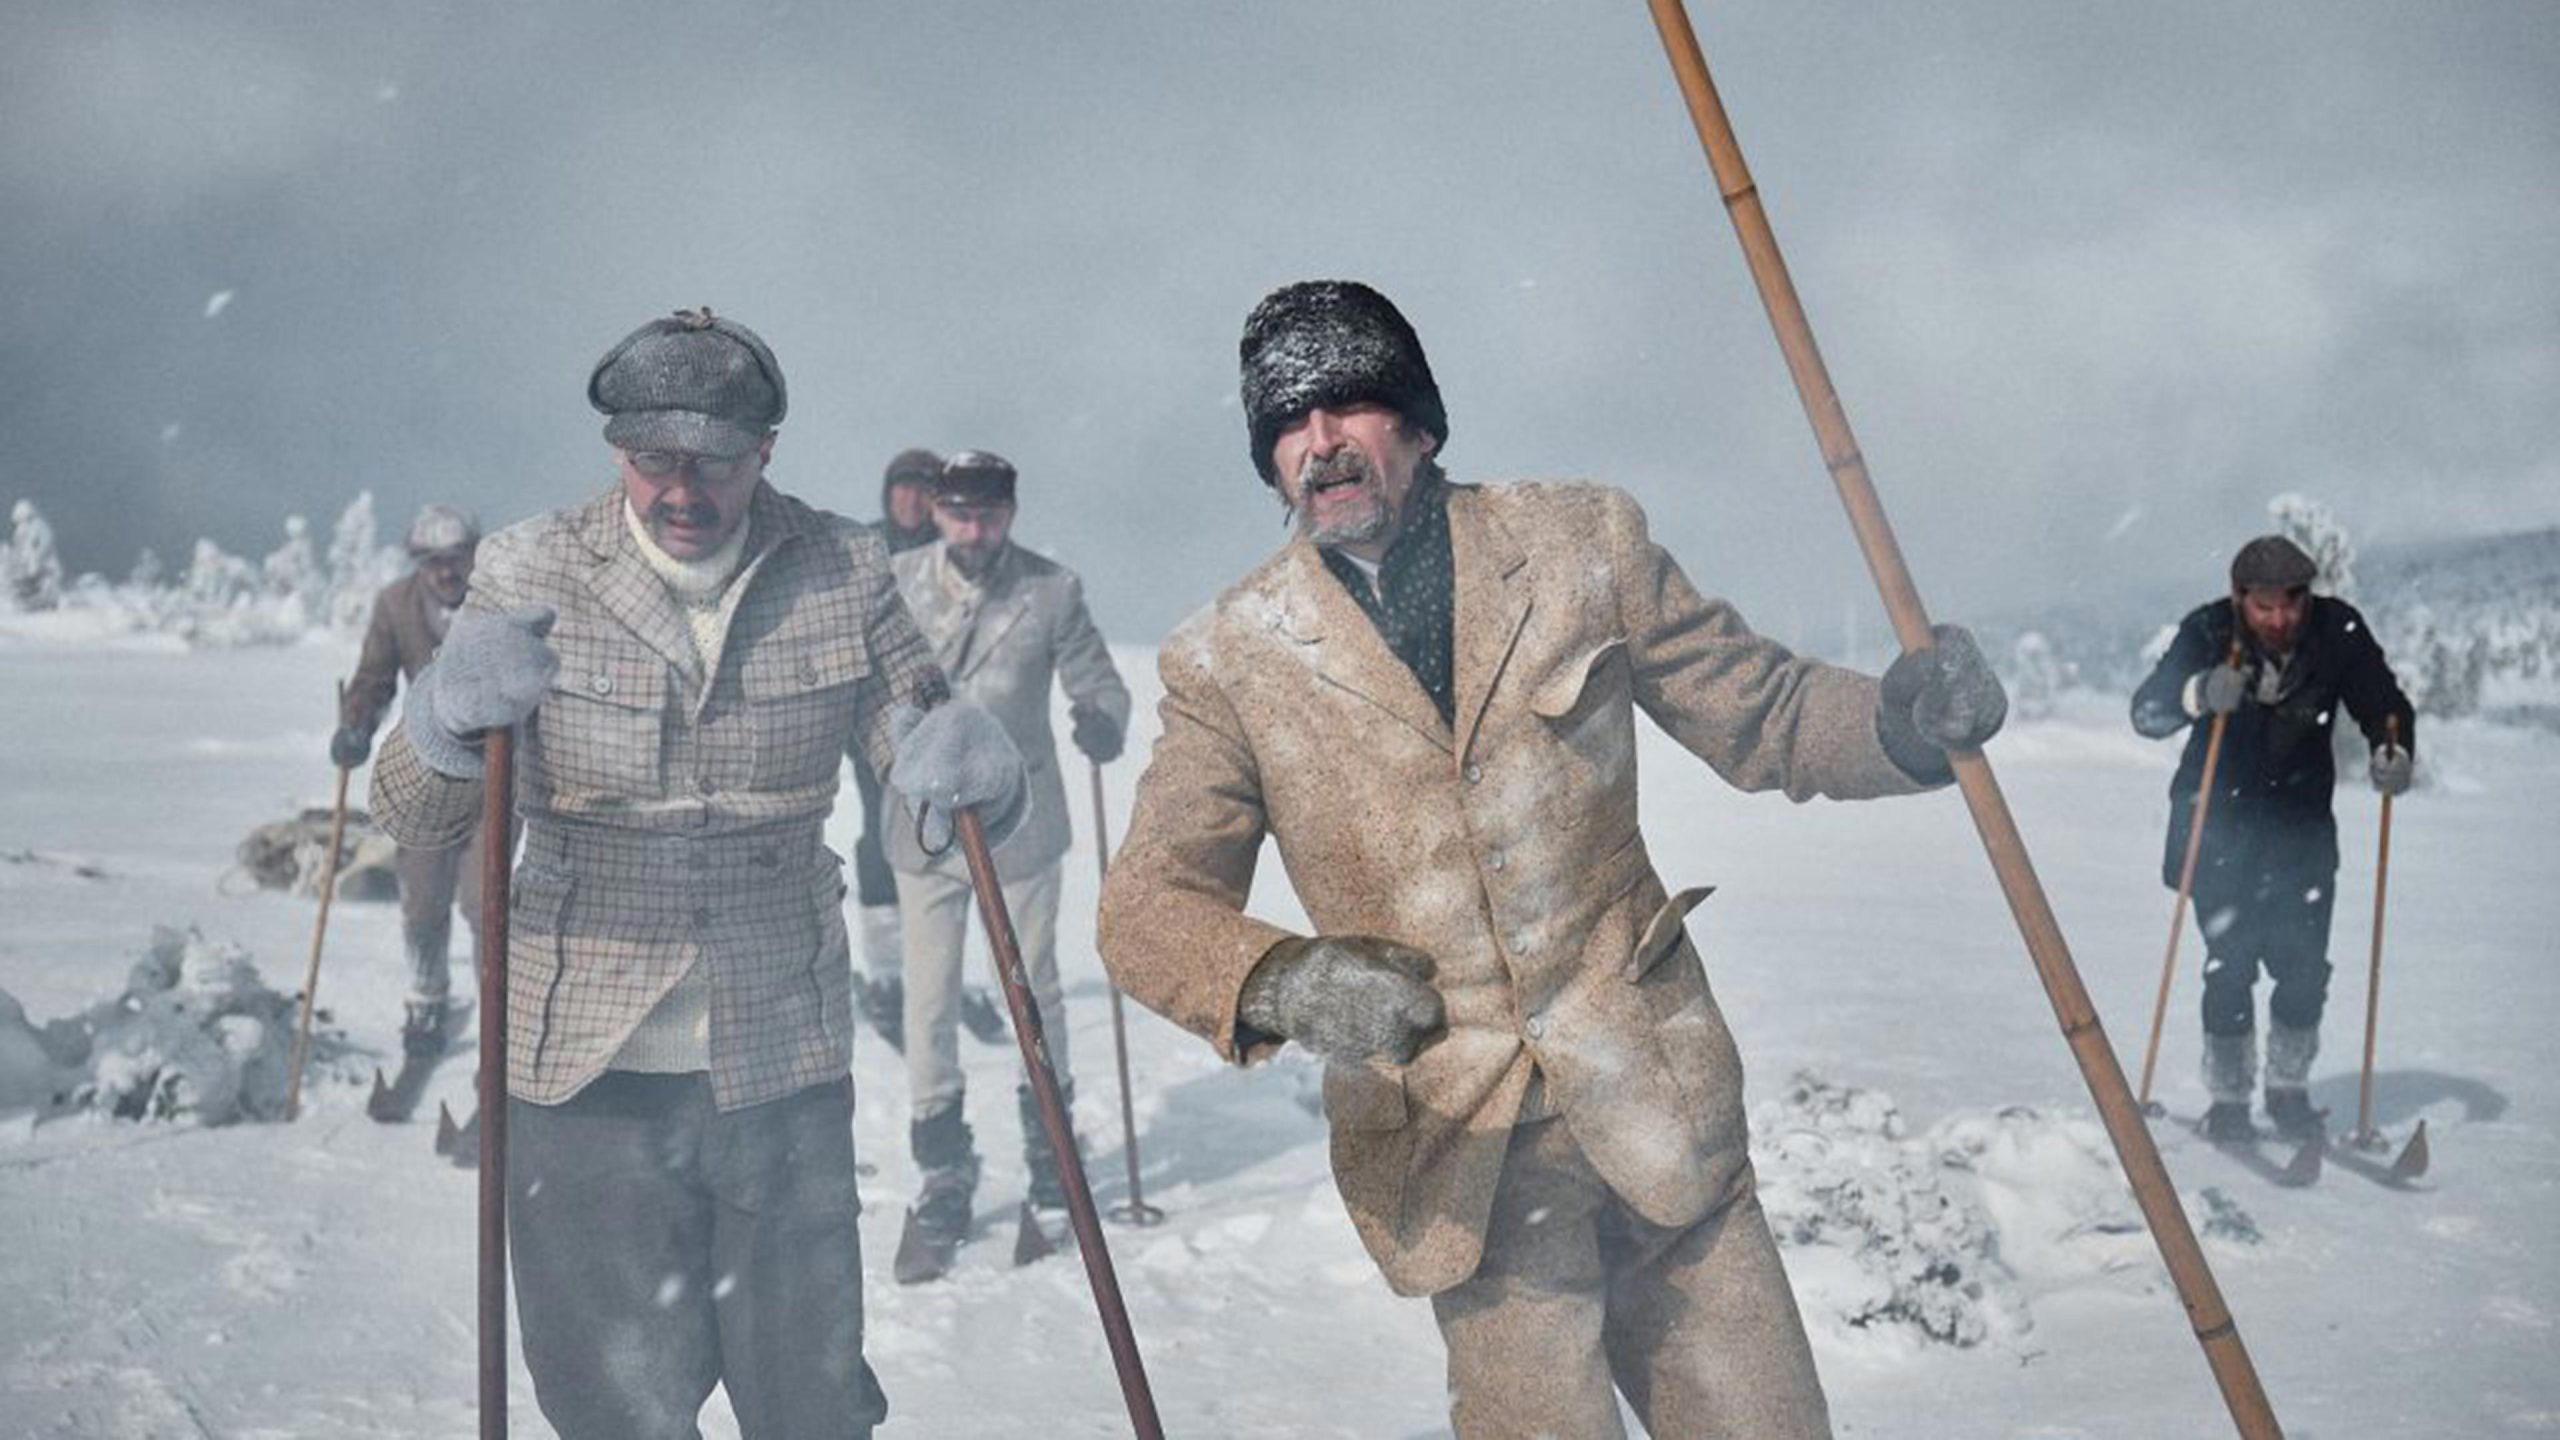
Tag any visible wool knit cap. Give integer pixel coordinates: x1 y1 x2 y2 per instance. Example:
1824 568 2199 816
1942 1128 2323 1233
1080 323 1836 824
1239 280 1447 487
936 450 1018 506
2230 535 2318 590
588 307 787 458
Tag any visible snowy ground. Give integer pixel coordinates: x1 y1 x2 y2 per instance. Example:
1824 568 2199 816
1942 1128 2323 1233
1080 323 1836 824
2 629 2554 1438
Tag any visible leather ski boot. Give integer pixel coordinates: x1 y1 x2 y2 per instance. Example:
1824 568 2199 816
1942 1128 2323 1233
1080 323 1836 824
2201 1030 2258 1143
400 997 450 1058
1018 1079 1080 1213
2264 1021 2324 1142
894 1104 979 1285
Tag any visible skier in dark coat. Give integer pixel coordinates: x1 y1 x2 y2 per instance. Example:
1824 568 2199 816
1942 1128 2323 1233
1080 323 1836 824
2131 534 2415 1142
851 447 945 1048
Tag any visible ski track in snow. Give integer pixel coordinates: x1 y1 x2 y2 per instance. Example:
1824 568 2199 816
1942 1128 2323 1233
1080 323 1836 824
2 637 2556 1437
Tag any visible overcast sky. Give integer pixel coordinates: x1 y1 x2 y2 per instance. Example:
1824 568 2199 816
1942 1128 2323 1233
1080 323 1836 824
4 0 2553 650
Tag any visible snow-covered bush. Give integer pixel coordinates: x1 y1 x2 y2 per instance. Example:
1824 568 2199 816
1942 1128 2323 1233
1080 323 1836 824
50 926 305 1126
1749 1074 2029 1350
0 493 406 650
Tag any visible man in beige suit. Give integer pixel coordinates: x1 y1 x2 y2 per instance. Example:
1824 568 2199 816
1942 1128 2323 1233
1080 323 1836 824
885 449 1130 1276
1098 281 2008 1439
371 308 1026 1439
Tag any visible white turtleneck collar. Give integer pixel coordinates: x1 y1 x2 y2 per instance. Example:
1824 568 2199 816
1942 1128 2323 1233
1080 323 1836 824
624 497 752 605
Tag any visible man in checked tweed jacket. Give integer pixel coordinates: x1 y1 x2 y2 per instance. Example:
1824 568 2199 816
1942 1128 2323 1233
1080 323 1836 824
371 309 1025 1440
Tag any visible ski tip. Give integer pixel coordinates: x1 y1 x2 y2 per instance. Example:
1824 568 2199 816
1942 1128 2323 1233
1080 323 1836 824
1012 1200 1059 1267
894 1207 956 1286
2393 1118 2431 1181
433 1100 460 1155
363 1068 397 1121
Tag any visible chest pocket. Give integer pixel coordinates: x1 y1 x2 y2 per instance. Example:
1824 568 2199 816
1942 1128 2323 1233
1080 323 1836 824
538 652 668 797
741 637 873 790
1524 635 1637 808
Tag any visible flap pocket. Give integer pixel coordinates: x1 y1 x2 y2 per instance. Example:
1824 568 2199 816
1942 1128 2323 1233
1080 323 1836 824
1323 1062 1410 1132
550 653 666 712
1530 636 1629 718
741 638 872 701
1630 885 1715 981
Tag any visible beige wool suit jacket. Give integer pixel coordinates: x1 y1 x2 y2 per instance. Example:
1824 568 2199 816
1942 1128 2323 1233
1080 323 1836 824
372 482 946 1110
884 540 1130 884
1098 480 1930 1295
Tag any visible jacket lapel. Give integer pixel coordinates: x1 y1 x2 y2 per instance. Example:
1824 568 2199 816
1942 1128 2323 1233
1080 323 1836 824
952 548 1033 684
1276 541 1453 755
1448 491 1533 761
577 490 706 697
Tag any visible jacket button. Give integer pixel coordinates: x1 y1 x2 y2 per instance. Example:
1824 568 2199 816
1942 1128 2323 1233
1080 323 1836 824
1463 761 1483 784
1524 1014 1547 1040
695 774 715 796
1487 849 1507 872
800 660 820 686
589 672 612 695
1510 931 1531 955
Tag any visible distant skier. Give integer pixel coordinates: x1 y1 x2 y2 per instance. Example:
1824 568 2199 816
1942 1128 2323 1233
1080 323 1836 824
2132 534 2415 1143
369 307 1026 1439
1098 280 2008 1439
332 503 484 1056
859 448 1011 1051
850 446 959 1050
884 449 1130 1281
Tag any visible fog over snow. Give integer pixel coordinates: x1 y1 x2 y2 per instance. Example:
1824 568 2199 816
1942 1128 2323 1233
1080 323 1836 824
2 1 2555 649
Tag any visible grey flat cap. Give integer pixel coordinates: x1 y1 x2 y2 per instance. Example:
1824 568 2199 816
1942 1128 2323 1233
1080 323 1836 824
588 307 788 458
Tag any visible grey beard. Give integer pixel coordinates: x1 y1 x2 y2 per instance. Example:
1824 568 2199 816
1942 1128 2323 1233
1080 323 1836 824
1291 451 1390 549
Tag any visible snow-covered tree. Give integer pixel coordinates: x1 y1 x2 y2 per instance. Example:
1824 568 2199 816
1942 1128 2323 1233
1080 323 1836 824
9 499 65 611
182 538 254 613
324 492 394 629
2007 631 2065 722
2268 492 2356 599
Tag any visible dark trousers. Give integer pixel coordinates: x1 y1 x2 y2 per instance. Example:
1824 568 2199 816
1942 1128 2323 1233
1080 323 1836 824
851 755 898 910
2195 861 2338 1036
509 1074 886 1440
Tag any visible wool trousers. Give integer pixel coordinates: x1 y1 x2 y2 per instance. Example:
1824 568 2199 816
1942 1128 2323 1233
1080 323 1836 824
1430 1114 1830 1440
391 814 485 1004
893 860 1067 1117
508 1073 886 1440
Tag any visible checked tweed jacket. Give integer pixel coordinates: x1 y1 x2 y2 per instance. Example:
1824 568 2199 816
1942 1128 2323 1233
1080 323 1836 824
1099 481 1929 1295
372 482 946 1110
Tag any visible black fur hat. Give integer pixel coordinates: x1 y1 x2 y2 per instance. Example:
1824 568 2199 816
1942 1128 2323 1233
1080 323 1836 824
2230 534 2317 590
1239 281 1447 487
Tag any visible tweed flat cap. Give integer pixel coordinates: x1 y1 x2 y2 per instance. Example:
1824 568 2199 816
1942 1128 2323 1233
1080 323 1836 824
588 307 787 458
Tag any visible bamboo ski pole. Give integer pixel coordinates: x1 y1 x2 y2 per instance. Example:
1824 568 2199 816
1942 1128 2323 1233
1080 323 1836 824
283 702 354 1123
1089 761 1166 1226
478 726 516 1440
953 807 1163 1439
1638 4 2281 1434
2138 641 2245 1111
2349 715 2399 1146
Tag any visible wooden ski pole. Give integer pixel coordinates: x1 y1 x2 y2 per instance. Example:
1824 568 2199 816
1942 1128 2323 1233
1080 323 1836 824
1089 760 1166 1227
2348 715 2398 1147
1638 4 2282 1434
953 807 1164 1439
2138 640 2245 1111
478 726 515 1440
283 692 354 1123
